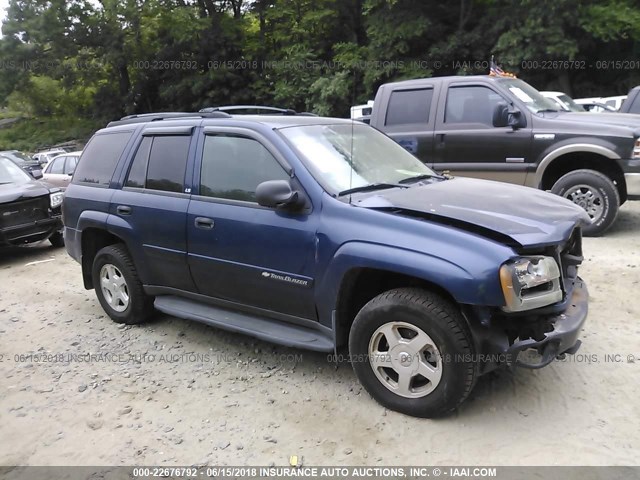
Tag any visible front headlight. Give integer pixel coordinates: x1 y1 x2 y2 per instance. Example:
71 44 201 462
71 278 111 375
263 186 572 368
633 138 640 159
49 192 64 209
499 256 562 312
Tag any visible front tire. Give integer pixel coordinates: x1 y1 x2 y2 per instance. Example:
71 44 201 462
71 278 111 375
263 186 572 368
91 244 154 325
349 288 476 418
49 231 65 248
550 169 619 236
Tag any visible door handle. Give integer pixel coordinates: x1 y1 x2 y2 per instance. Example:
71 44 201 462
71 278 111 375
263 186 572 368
436 133 446 146
195 217 215 230
116 205 132 215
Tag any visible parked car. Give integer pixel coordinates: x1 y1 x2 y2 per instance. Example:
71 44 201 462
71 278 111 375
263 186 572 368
601 95 627 111
0 155 64 247
0 150 43 178
350 100 374 124
574 100 617 113
619 86 640 114
368 75 640 235
42 151 81 190
540 91 585 112
63 109 589 418
32 149 67 166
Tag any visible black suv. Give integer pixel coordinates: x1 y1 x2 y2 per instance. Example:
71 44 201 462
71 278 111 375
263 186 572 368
0 156 64 247
63 109 589 417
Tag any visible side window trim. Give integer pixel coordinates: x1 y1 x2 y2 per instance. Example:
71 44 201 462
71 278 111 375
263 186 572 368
142 126 194 136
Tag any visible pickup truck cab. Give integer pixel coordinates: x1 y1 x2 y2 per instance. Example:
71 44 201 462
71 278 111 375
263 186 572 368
370 75 640 235
64 110 589 417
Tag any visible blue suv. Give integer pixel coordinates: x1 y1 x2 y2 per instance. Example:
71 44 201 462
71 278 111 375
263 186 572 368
64 108 590 417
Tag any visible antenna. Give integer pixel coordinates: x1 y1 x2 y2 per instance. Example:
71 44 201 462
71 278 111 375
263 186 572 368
348 66 356 205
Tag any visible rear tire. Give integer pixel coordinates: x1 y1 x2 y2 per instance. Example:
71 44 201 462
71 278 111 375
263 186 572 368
91 244 154 325
550 169 619 236
49 231 64 248
349 288 476 418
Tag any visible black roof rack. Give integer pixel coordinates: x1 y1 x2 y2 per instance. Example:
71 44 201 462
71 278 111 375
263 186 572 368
107 111 232 127
199 105 317 116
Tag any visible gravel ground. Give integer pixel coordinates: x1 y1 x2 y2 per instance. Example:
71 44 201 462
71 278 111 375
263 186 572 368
1 201 639 467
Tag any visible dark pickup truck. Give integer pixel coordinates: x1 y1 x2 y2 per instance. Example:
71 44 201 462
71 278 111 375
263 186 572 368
370 75 640 235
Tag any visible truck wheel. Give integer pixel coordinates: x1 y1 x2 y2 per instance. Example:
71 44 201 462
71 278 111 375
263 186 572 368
49 231 65 248
550 169 619 237
91 244 154 325
349 288 476 418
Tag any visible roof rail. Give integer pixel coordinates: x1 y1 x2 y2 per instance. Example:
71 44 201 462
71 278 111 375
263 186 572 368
199 105 318 116
107 111 232 127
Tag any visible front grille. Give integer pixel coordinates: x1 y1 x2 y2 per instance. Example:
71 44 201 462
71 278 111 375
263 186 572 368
0 197 49 229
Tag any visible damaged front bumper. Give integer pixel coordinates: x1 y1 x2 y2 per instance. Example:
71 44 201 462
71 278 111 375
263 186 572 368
506 278 588 369
467 277 588 373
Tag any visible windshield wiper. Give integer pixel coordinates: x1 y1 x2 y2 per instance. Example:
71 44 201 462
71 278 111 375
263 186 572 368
536 108 559 113
338 183 407 196
398 173 442 184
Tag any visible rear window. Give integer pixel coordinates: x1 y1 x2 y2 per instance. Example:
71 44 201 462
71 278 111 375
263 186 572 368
73 131 132 186
385 88 433 126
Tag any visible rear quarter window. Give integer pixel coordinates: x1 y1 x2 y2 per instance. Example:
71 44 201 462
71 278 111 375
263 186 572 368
73 131 133 186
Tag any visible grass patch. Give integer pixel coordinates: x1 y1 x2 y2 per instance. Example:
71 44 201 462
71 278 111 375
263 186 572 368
0 116 105 152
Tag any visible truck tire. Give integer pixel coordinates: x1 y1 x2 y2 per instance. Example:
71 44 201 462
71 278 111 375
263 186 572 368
49 231 65 248
91 244 154 325
550 169 619 237
349 288 476 418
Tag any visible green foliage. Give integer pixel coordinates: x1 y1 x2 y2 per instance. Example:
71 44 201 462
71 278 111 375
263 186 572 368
0 116 102 151
0 0 640 152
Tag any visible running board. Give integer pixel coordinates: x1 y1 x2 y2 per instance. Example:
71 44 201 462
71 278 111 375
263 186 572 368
154 296 334 352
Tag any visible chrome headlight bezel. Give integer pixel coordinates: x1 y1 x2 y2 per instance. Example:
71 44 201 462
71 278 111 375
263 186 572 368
49 191 64 209
499 256 562 312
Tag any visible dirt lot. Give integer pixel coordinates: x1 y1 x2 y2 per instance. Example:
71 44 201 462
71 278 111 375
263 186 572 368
1 202 639 467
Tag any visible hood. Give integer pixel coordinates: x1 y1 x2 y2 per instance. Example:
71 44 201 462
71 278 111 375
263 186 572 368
0 181 51 204
354 177 590 248
555 111 640 135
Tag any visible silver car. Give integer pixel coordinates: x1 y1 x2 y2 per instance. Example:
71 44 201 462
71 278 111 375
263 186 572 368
43 151 81 190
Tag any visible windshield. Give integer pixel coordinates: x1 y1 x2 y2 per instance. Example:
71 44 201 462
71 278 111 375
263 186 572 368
279 123 436 194
557 94 585 112
0 150 32 165
0 156 32 184
498 78 561 114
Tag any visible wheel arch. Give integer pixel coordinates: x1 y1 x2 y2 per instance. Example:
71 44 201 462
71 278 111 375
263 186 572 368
537 146 627 204
80 228 127 289
333 267 463 349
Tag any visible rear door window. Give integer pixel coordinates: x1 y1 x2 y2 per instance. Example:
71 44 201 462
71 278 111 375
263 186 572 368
124 135 191 193
385 89 433 126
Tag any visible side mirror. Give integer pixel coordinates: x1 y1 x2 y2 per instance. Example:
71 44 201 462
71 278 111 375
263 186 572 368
493 102 526 129
256 180 302 210
508 109 526 129
493 102 509 127
32 169 43 180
